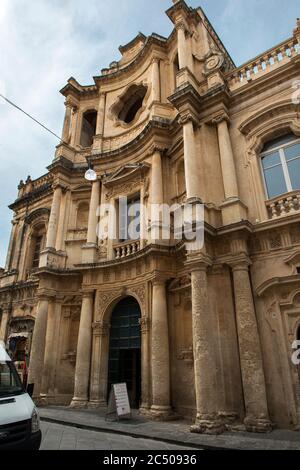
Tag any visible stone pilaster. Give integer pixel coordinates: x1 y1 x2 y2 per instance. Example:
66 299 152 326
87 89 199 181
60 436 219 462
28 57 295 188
61 99 73 144
230 259 272 432
5 220 17 271
71 291 94 408
212 113 247 225
140 316 151 412
176 22 192 71
27 296 50 399
94 93 106 150
151 58 161 102
213 113 238 200
181 115 201 201
0 307 10 342
150 280 172 419
82 178 101 263
40 300 56 402
149 149 164 243
189 262 225 434
45 185 63 249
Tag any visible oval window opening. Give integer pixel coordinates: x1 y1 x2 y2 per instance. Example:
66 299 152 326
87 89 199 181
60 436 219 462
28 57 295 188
118 85 147 124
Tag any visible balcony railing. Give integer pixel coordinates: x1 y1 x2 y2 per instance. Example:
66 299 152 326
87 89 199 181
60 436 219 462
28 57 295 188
226 37 300 90
266 191 300 219
114 240 141 259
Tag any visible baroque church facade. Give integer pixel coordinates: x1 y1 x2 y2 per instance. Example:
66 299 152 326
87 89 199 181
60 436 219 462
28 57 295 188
1 0 300 433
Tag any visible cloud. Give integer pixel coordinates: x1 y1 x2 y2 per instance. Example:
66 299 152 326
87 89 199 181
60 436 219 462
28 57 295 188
0 0 299 267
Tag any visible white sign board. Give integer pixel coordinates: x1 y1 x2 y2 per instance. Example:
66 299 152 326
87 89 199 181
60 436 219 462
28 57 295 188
106 383 131 421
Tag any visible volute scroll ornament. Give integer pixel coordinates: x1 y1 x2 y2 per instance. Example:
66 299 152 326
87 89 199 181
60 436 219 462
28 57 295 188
204 48 225 75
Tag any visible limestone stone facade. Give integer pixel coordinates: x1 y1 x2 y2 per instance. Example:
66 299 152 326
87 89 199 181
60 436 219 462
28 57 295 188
1 0 300 433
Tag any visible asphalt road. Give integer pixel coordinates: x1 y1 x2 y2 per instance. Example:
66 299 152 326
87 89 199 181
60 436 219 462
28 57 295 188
40 421 196 451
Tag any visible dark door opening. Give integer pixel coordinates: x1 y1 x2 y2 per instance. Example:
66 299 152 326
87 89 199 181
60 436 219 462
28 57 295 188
108 297 141 409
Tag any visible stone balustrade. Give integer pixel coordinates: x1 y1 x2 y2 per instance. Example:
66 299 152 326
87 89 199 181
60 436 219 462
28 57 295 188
114 240 141 259
226 37 300 90
266 191 300 219
18 173 53 198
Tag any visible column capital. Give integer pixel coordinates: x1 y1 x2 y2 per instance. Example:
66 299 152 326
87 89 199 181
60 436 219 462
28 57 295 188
148 145 166 157
36 289 56 301
151 57 160 65
175 20 188 33
227 255 252 271
152 278 167 287
81 290 94 299
178 111 200 128
65 98 77 110
185 253 213 272
52 182 69 193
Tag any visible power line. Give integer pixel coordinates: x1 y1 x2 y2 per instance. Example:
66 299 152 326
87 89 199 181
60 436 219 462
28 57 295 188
0 93 64 143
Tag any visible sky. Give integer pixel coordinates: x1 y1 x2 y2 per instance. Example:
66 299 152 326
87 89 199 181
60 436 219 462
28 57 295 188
0 0 299 267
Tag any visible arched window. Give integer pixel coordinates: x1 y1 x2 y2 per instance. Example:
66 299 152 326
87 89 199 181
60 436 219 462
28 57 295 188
26 224 46 273
117 85 147 124
261 133 300 199
80 110 97 147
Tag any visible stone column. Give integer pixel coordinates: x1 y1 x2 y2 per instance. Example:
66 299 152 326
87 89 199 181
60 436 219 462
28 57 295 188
55 189 68 252
46 185 62 249
151 280 171 418
94 93 106 151
61 100 73 144
11 220 26 271
70 105 79 147
40 300 56 402
151 58 161 102
87 179 100 245
71 291 94 408
182 117 201 200
150 149 164 242
231 261 272 432
0 308 10 342
83 179 101 263
190 265 225 434
89 321 109 408
214 114 238 200
151 150 164 207
140 316 151 412
27 297 49 399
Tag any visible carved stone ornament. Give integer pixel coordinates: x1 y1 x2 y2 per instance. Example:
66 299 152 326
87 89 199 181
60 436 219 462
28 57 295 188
204 49 225 75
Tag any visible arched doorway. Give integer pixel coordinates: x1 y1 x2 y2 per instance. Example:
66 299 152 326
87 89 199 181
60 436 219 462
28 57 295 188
108 297 141 408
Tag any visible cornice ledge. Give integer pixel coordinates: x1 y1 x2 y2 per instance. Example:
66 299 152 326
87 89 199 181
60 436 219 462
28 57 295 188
89 117 172 162
168 83 202 110
216 219 254 236
47 156 74 172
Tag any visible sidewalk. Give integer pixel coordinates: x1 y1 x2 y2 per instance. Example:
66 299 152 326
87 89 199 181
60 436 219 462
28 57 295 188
38 406 300 450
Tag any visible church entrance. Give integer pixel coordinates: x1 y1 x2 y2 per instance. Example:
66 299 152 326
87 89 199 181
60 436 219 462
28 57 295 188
107 297 141 408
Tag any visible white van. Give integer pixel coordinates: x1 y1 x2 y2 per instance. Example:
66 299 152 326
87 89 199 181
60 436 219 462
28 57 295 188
0 341 41 450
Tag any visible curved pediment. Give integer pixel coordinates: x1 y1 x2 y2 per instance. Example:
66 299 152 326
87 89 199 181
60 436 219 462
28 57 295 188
239 100 300 136
104 162 150 188
25 207 50 224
